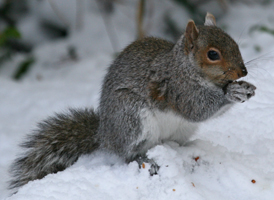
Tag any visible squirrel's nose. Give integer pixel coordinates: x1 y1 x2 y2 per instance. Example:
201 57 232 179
238 65 247 78
241 67 248 77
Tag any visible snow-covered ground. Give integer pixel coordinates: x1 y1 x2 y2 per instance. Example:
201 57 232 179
1 1 274 199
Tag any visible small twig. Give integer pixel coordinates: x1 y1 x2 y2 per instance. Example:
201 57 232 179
136 0 145 39
144 0 154 34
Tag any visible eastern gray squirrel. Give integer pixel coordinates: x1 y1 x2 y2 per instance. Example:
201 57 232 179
9 13 256 191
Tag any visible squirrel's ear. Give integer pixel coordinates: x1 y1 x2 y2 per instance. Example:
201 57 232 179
184 20 199 49
204 12 216 26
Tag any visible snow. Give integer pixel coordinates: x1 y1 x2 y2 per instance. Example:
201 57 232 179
1 1 274 200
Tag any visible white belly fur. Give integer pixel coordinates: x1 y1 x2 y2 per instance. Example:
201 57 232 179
136 108 198 153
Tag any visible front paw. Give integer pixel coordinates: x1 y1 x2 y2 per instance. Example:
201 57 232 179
224 81 256 103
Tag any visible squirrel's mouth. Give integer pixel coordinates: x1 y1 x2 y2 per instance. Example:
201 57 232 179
215 79 234 89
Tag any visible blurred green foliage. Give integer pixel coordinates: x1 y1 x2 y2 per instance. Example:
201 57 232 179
13 56 35 80
0 0 35 80
0 25 35 80
0 26 21 46
249 25 274 36
0 0 273 80
0 26 21 66
254 45 262 52
249 24 274 52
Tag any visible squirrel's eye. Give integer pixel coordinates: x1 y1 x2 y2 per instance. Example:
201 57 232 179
207 50 220 61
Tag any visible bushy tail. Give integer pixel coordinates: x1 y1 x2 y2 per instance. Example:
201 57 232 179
9 108 100 191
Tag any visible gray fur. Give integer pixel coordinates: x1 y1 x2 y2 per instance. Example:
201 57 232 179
97 25 255 163
9 108 99 191
9 16 256 192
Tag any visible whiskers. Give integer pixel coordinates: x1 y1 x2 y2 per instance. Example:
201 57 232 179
245 50 274 66
244 50 274 81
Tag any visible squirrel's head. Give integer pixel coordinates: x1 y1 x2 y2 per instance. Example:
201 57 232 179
177 13 247 87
